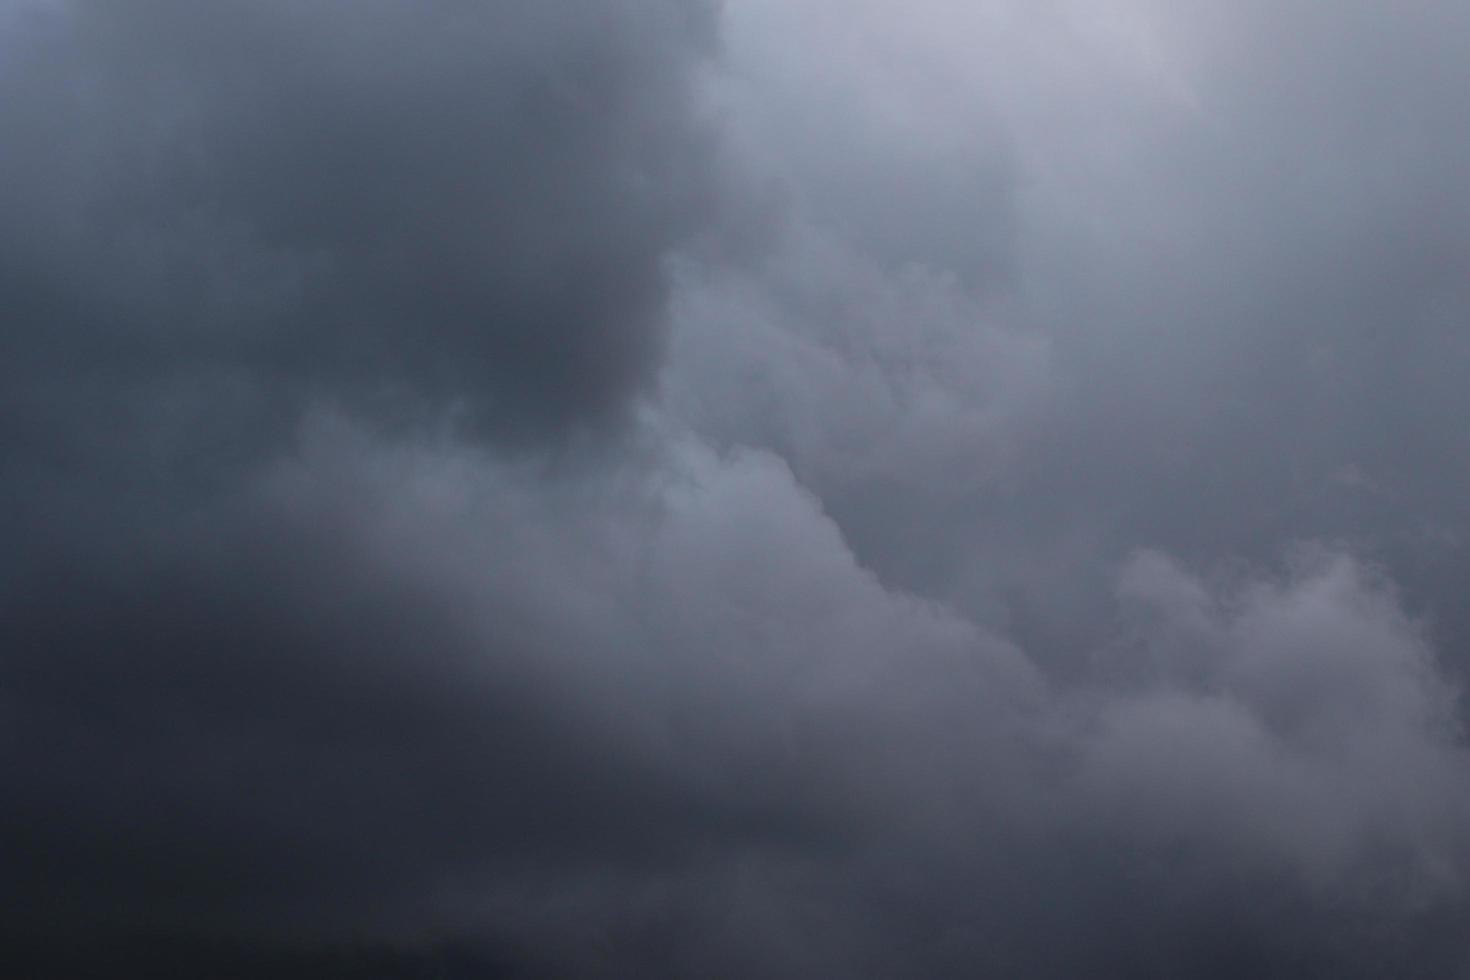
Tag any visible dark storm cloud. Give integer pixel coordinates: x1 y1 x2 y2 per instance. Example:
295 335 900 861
0 0 718 453
0 416 1033 969
0 0 738 969
0 426 822 954
8 1 1470 977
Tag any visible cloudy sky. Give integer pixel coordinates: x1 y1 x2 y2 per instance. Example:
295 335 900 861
5 1 1470 976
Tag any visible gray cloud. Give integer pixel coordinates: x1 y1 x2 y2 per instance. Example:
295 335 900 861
7 1 1470 977
675 0 1470 671
0 0 719 456
8 416 1469 975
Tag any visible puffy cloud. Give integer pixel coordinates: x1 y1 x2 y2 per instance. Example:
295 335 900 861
670 0 1470 662
8 413 1468 975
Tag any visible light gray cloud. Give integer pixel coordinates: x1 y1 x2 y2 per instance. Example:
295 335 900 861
672 0 1470 667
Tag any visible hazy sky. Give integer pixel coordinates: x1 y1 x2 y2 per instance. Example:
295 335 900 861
5 1 1470 976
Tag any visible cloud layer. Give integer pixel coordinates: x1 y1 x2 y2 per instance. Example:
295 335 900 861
5 1 1470 976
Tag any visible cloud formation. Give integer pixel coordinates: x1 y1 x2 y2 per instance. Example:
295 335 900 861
0 0 718 452
5 1 1470 976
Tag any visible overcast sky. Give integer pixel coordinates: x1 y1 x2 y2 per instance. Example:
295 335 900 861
5 1 1470 976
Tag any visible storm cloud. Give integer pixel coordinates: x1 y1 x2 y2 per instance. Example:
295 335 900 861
5 1 1470 977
